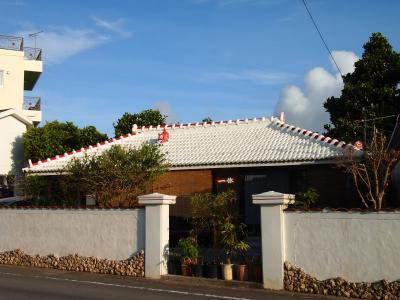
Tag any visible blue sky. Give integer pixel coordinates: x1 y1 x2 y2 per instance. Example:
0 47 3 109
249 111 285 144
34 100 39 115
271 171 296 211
1 0 399 136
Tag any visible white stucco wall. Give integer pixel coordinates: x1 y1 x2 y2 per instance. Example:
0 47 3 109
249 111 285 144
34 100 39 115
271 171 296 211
0 49 24 111
0 209 145 260
0 115 27 176
285 211 400 282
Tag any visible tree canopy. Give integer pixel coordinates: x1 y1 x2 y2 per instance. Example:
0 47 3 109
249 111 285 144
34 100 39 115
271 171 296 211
113 109 167 137
324 32 400 143
64 144 168 207
22 143 168 207
23 121 108 162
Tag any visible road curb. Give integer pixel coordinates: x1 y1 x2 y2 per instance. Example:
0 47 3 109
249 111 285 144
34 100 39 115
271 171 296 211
161 274 263 289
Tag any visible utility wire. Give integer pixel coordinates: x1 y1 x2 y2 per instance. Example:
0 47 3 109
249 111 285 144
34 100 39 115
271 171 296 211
302 0 344 78
355 114 399 123
302 0 398 144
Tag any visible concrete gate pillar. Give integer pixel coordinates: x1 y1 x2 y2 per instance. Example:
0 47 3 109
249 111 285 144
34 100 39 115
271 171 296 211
252 191 294 290
138 193 176 279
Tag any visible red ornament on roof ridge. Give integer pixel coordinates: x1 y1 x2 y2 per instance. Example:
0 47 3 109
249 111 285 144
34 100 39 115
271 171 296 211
158 127 169 144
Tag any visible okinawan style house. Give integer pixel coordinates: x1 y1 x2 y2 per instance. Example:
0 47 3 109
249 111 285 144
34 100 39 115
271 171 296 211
0 34 42 197
23 116 356 237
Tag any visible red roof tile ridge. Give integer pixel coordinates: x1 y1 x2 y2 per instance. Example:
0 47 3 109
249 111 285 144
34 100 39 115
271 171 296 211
28 131 140 167
137 116 269 131
271 117 353 150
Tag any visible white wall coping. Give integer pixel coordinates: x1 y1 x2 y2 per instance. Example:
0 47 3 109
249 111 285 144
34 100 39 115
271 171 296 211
0 208 144 215
252 191 295 205
138 193 176 205
284 210 400 218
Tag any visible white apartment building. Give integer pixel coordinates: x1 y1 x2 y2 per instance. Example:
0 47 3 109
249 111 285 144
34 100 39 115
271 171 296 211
0 34 43 196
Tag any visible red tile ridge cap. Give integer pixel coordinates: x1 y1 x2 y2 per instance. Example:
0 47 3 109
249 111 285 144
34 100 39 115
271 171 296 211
137 116 269 131
272 117 356 150
27 131 140 168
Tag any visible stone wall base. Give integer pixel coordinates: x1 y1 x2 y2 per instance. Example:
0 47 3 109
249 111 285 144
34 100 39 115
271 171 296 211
0 249 144 277
284 262 399 300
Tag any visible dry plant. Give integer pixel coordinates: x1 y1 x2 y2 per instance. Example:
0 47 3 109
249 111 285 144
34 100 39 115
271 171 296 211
339 131 400 209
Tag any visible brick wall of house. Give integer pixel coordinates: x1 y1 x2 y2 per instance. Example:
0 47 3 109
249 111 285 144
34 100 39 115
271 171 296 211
151 169 213 217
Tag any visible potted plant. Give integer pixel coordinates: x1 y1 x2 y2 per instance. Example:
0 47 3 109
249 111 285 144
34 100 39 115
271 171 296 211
191 257 203 277
178 237 198 276
249 255 262 282
190 191 237 279
235 247 250 281
295 187 319 209
220 220 250 281
167 254 181 275
204 261 218 279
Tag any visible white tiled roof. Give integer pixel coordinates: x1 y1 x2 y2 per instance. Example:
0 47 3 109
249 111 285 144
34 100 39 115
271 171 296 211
24 117 350 174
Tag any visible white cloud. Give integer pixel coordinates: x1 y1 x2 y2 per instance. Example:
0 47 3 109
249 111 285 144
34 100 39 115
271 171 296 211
154 101 178 124
18 27 109 64
92 16 132 38
329 50 359 75
200 69 295 85
274 50 359 132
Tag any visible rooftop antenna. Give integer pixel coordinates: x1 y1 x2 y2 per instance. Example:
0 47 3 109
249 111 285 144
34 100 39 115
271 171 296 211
28 31 43 49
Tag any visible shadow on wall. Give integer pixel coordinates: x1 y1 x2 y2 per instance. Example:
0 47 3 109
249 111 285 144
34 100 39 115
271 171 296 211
7 136 25 196
130 209 146 259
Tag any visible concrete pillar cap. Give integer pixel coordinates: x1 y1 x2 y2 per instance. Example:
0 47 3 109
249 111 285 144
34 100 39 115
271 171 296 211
252 191 295 205
138 193 176 205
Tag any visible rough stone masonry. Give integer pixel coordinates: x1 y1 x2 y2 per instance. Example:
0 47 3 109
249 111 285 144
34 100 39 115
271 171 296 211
284 262 399 300
0 249 144 277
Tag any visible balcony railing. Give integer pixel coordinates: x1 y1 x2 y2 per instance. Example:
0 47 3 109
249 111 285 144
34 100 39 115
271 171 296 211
24 47 42 61
0 34 23 51
24 96 41 111
0 34 42 61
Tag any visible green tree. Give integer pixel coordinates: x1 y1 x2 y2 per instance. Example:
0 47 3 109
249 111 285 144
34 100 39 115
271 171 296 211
324 32 400 143
202 117 212 123
79 126 108 148
113 109 167 136
23 121 108 162
63 144 168 207
22 143 168 207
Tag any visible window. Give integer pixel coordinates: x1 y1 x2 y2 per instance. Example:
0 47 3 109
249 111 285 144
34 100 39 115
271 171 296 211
0 70 3 87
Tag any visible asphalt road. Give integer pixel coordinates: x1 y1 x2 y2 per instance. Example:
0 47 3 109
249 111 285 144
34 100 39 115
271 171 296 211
0 265 341 300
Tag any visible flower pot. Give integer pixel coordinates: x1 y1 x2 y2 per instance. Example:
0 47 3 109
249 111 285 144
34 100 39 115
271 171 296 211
204 263 218 279
168 260 179 275
222 264 233 281
251 264 262 282
191 263 203 277
236 264 248 281
181 264 192 276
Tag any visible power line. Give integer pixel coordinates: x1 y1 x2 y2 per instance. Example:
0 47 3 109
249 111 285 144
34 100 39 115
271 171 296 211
301 0 344 78
355 114 399 123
